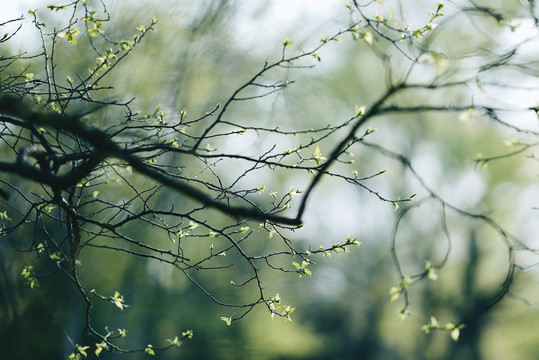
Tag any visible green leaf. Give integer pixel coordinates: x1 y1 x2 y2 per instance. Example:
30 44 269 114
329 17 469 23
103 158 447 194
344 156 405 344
187 221 198 230
112 291 126 310
0 210 11 221
401 276 413 287
389 286 401 302
21 265 32 278
144 345 155 356
363 30 374 44
430 316 439 328
444 322 455 331
425 261 438 280
89 25 101 38
345 235 361 247
282 36 292 47
221 316 232 326
77 345 89 358
313 146 326 165
355 104 365 116
47 5 66 11
21 265 39 288
62 28 80 45
397 308 411 320
50 251 62 261
182 329 194 338
293 260 312 277
166 336 181 347
95 341 108 356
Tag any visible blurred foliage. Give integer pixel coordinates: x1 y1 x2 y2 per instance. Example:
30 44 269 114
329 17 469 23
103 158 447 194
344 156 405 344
1 1 539 360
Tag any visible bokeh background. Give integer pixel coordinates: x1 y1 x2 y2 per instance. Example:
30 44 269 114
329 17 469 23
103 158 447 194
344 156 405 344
1 1 538 359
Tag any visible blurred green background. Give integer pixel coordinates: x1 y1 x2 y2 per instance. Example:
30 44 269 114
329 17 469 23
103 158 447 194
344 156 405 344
1 1 538 359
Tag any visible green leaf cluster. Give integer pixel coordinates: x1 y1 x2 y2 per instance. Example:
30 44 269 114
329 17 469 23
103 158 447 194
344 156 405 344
389 276 413 302
58 28 80 45
422 316 464 341
269 294 296 321
292 260 312 277
21 265 39 288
